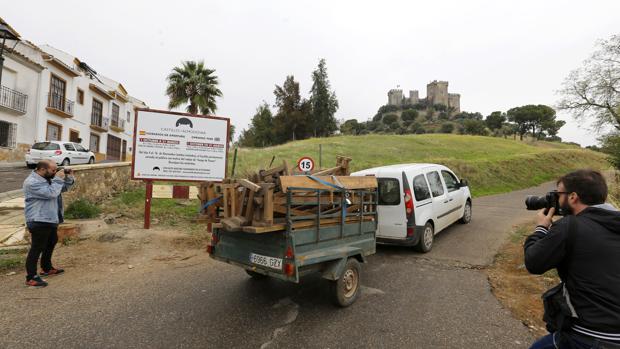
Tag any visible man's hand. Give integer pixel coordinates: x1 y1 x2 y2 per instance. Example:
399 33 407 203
536 207 555 229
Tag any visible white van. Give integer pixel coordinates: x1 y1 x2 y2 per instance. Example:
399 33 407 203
351 164 472 252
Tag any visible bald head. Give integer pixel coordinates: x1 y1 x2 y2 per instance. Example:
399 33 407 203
35 160 58 178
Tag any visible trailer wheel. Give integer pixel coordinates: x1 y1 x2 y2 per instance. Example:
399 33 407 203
330 258 361 307
245 270 268 280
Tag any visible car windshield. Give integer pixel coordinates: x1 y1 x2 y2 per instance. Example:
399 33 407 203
31 142 60 151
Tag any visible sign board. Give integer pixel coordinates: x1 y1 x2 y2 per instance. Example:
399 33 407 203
297 156 315 172
132 109 229 182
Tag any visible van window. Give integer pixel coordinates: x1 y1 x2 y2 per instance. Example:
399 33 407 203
442 170 459 192
412 174 431 201
426 171 445 197
378 178 401 205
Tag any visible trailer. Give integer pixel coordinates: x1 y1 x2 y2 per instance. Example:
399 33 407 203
208 183 378 307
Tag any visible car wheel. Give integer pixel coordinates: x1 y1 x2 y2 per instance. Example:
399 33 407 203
415 222 434 253
245 269 268 280
88 157 95 164
330 258 361 307
61 158 70 166
460 200 472 224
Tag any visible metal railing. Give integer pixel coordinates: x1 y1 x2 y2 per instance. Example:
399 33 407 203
111 118 125 130
0 85 28 113
90 115 109 131
47 93 74 116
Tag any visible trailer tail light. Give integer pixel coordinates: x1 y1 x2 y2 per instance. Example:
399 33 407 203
285 246 293 259
404 188 414 219
206 245 214 254
284 262 295 276
54 150 62 155
207 233 218 254
407 226 414 237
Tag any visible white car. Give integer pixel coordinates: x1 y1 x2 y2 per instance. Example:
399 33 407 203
26 141 96 168
352 163 472 252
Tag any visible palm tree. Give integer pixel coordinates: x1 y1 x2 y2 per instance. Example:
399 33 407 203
166 61 222 115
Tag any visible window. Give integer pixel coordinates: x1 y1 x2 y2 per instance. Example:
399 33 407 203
378 178 401 205
91 98 103 126
32 142 60 151
126 110 131 123
90 133 100 153
441 170 459 192
46 122 62 141
64 143 76 151
75 144 86 152
0 121 17 148
426 171 445 197
412 174 431 201
49 74 66 110
111 103 120 126
70 129 80 143
77 89 84 105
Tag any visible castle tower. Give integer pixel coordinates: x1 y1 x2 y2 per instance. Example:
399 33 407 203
387 89 403 106
448 93 461 114
426 80 449 107
408 90 419 105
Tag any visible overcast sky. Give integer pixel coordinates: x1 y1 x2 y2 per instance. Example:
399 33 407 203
5 0 619 145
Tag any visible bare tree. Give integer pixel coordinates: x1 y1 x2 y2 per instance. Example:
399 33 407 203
558 35 620 131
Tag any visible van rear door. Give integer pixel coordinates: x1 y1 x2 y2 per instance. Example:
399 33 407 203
377 177 407 239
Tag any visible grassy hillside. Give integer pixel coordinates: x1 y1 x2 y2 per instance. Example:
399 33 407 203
230 134 608 197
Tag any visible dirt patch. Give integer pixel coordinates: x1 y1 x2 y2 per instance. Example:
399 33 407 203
487 223 560 338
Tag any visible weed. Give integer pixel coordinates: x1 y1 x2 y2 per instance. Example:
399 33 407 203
65 199 101 219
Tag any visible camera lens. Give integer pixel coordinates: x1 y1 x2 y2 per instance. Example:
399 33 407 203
525 195 550 210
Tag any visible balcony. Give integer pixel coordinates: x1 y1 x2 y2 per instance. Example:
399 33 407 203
0 85 28 114
110 118 125 132
46 93 74 118
90 115 109 133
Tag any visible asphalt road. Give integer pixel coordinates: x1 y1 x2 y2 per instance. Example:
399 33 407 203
0 182 555 349
0 166 30 194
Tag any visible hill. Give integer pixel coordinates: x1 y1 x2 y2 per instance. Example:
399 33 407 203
231 134 608 197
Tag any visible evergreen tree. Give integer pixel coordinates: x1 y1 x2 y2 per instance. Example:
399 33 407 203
273 76 311 143
309 59 339 137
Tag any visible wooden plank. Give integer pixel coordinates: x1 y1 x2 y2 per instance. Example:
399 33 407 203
238 188 247 216
312 166 342 176
262 183 274 225
237 178 261 193
279 176 377 193
221 216 247 232
245 190 255 223
242 216 374 234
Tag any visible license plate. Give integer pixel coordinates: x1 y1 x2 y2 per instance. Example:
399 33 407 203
249 253 283 270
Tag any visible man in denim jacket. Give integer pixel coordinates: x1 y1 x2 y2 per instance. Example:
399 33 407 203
23 159 74 287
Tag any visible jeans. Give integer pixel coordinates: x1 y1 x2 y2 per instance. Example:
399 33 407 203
25 222 58 280
530 331 620 349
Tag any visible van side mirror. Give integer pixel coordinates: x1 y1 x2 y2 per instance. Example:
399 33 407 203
459 179 469 188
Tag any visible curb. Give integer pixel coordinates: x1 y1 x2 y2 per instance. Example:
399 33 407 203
0 162 25 169
0 189 24 202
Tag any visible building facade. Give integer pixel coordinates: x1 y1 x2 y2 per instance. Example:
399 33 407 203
0 18 147 164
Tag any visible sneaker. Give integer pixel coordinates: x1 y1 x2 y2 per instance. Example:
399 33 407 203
25 276 48 287
41 268 64 276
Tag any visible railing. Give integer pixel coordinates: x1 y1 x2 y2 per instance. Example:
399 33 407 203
111 118 125 130
47 93 74 116
0 85 28 114
90 115 109 131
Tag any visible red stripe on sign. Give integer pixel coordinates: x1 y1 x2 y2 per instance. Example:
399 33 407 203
172 186 190 199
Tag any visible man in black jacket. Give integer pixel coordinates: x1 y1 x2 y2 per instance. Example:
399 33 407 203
525 170 620 349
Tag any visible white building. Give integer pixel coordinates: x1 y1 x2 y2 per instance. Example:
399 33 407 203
0 18 147 164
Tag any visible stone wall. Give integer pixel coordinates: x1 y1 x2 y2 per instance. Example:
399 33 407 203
63 162 141 205
0 143 30 162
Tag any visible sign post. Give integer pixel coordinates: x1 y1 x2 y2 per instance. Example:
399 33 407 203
132 109 230 229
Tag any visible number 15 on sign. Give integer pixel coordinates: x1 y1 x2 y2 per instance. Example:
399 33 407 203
297 157 314 172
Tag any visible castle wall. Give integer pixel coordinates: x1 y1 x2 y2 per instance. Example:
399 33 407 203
448 93 461 113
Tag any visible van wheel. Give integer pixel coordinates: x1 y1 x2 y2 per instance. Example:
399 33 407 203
245 270 268 280
460 201 472 224
61 158 70 166
415 222 434 253
88 157 95 164
330 258 361 307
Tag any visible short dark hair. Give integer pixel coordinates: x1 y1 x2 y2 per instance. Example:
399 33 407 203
558 169 607 205
35 160 51 171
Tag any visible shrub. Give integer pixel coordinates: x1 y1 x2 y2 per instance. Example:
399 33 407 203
401 109 418 122
600 133 620 170
65 199 101 219
383 113 399 125
440 123 455 133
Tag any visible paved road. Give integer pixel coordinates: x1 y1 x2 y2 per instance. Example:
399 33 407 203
0 166 30 194
0 182 555 349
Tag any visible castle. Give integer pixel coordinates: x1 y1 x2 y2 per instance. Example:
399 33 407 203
388 80 460 113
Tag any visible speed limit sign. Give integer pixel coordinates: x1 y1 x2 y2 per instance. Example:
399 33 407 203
297 157 315 172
